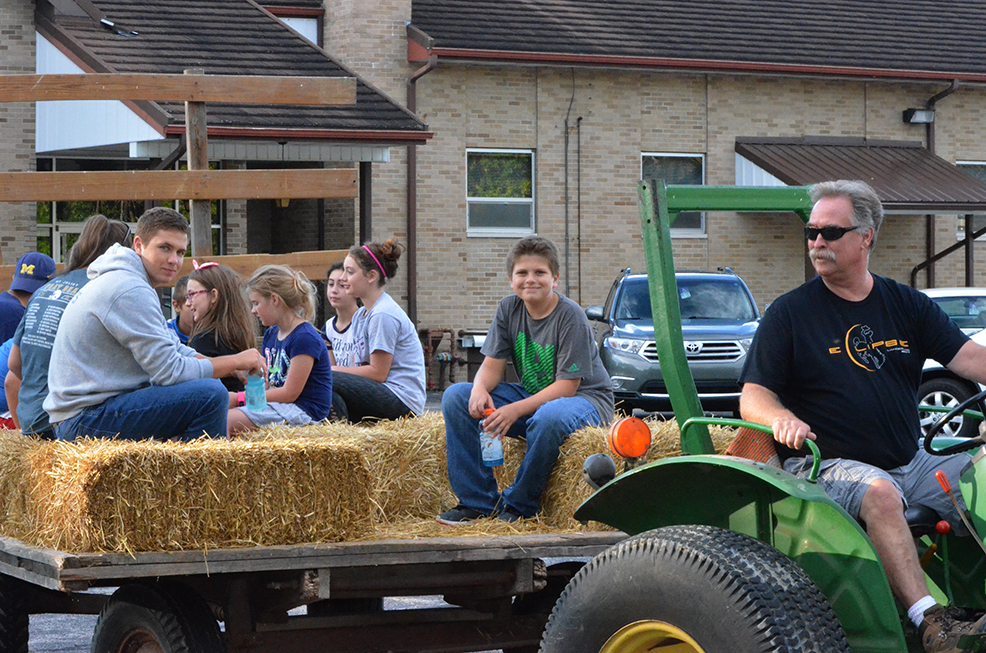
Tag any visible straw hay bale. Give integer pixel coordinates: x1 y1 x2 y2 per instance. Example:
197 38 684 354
0 413 736 553
245 412 454 523
2 435 373 553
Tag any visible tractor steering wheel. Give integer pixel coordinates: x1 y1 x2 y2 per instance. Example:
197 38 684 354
923 387 986 456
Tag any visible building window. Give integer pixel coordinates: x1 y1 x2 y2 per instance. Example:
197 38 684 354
957 162 986 241
466 149 535 237
642 153 705 235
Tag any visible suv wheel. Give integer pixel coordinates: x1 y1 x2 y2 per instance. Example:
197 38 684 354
918 377 981 440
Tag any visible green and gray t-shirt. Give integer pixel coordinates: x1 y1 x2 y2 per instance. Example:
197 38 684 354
481 293 614 422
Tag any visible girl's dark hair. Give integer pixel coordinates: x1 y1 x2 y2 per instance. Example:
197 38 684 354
63 214 132 274
188 264 257 353
327 262 344 276
348 238 404 286
246 264 317 321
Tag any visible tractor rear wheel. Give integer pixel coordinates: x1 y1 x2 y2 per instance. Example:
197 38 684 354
539 525 849 653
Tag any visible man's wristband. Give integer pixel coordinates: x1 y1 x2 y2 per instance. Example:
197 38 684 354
237 391 246 407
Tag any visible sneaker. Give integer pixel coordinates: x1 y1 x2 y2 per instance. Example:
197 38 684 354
920 605 986 653
436 505 486 525
497 507 524 523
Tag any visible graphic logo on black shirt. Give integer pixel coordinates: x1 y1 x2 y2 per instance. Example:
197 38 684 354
828 323 909 372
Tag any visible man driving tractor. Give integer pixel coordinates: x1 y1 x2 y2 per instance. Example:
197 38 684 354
741 180 986 653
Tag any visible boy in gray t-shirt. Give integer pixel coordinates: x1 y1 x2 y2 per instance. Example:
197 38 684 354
437 236 614 525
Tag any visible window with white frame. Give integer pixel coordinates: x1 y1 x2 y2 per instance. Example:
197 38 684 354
466 149 535 236
957 162 986 241
642 153 705 235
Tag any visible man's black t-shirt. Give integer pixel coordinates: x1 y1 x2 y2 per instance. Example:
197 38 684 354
740 275 968 469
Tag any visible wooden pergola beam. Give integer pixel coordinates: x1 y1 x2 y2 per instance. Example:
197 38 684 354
0 74 356 105
0 169 358 202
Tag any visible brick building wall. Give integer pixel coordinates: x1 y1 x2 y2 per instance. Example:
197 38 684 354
403 65 986 331
0 0 38 263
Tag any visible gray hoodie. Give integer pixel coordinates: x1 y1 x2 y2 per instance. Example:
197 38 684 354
44 243 213 423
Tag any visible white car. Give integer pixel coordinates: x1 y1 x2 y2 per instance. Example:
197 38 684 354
922 287 986 335
919 326 986 440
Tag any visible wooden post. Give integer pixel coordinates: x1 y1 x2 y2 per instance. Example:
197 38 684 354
184 68 212 256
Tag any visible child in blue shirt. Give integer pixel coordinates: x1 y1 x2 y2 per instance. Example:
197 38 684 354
227 265 332 435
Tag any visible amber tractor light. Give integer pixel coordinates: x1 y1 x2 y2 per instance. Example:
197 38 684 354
607 417 652 460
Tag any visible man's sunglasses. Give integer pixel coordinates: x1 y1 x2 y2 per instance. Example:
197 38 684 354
804 225 859 241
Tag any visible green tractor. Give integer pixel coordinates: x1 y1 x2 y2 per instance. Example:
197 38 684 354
539 181 986 653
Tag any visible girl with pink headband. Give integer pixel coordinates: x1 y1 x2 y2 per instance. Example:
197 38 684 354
332 239 426 422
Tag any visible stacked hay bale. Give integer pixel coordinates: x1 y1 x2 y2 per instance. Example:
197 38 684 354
0 414 734 553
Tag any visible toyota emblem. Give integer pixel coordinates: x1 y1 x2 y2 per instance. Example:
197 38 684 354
684 342 702 354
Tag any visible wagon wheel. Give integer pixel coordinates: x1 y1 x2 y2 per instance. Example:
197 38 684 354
91 581 225 653
539 525 849 653
0 574 28 653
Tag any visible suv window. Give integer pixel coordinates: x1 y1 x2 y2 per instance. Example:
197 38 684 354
616 277 757 322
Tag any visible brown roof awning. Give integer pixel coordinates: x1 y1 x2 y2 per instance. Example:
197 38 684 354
735 137 986 213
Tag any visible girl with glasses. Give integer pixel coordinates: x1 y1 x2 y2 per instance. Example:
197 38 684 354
185 262 257 392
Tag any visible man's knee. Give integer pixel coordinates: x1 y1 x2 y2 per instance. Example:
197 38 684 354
860 479 905 522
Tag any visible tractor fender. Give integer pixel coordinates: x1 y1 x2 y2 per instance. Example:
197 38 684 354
576 455 905 653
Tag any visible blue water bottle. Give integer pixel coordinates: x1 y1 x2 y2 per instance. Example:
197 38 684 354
479 407 503 467
244 374 267 412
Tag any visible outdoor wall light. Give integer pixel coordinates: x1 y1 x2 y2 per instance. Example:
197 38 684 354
903 108 936 124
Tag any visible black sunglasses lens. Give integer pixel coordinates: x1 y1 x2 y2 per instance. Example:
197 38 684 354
805 226 854 241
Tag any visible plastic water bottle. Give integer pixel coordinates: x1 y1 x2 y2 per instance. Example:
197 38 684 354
244 374 267 412
479 407 503 467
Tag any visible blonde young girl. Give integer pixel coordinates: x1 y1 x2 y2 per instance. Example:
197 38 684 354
227 265 332 435
333 239 426 422
185 262 257 392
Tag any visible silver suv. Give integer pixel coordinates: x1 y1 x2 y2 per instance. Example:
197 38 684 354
586 269 760 414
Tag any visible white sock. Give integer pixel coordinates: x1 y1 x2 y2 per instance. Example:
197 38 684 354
909 596 939 627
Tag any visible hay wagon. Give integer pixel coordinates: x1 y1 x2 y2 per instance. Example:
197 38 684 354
0 530 623 653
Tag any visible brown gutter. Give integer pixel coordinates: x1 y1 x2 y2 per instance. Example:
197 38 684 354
427 48 986 84
163 126 433 144
405 53 439 326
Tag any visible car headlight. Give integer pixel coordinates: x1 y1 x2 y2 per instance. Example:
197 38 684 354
604 337 646 355
738 338 753 353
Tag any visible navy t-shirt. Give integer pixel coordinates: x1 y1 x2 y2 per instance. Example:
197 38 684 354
262 322 332 421
0 292 25 343
740 275 968 469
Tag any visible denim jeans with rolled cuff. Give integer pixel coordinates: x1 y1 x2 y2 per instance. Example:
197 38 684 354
54 378 229 441
443 381 603 518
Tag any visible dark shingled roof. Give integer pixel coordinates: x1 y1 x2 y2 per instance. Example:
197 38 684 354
411 0 986 81
38 0 427 141
735 137 986 213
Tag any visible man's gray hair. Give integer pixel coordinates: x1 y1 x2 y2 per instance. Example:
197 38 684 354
809 180 884 249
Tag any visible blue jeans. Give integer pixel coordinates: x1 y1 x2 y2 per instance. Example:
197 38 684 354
443 381 603 517
332 371 413 422
54 379 229 441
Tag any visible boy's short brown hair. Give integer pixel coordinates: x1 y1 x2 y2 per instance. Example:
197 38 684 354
135 207 191 243
505 236 560 276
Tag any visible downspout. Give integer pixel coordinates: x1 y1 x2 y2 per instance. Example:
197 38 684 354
923 79 960 288
576 115 583 303
406 53 438 325
563 69 576 297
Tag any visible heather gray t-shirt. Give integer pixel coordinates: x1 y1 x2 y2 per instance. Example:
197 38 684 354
482 293 614 422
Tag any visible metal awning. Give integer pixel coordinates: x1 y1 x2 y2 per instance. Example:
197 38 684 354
735 137 986 214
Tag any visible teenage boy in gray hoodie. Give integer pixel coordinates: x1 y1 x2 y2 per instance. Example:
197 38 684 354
45 207 265 441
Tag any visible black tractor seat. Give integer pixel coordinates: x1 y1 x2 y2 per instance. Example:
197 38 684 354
906 504 944 538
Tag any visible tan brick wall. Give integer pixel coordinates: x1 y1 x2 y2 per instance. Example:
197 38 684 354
323 0 411 103
405 68 986 330
0 0 38 263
